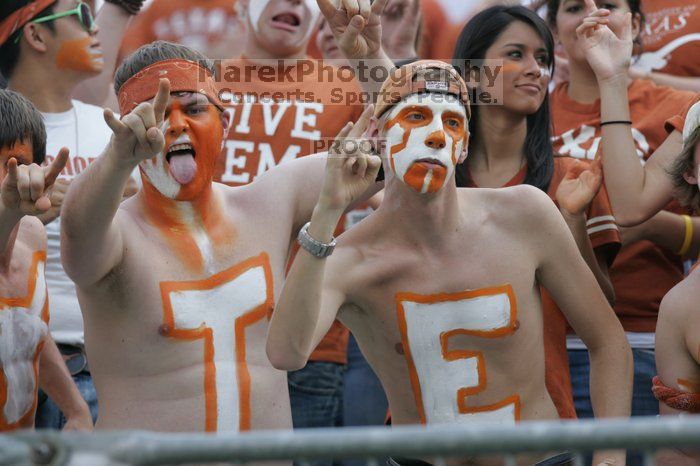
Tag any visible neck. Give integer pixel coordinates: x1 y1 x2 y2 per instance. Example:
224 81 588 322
468 107 527 179
139 181 222 230
242 34 308 62
566 60 606 104
9 59 77 113
378 179 461 247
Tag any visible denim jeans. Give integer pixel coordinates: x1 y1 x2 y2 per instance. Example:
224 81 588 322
568 348 658 466
288 361 345 466
35 370 98 429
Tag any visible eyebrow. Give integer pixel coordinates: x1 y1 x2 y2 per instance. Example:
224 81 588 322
503 43 548 54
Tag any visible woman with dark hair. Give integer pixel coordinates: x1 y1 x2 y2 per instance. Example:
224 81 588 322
546 0 700 457
451 4 624 425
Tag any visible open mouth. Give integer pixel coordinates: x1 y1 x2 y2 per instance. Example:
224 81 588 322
166 142 197 185
271 12 301 31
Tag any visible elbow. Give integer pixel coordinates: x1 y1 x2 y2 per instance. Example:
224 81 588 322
266 342 308 372
612 208 651 228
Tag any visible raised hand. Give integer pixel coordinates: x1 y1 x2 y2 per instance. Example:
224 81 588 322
317 0 389 59
104 78 170 165
575 0 633 83
555 158 603 216
319 105 382 211
1 148 69 216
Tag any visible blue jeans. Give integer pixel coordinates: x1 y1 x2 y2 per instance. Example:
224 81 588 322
35 370 98 429
568 348 658 466
288 361 345 466
343 334 388 427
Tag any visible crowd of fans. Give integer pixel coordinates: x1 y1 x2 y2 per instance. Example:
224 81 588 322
0 0 698 465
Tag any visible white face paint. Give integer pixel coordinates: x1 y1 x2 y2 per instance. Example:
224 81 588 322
140 120 182 200
0 261 48 425
383 94 467 195
163 255 273 432
397 287 519 425
248 0 321 41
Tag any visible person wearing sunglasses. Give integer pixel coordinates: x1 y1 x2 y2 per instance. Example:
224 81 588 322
0 0 143 431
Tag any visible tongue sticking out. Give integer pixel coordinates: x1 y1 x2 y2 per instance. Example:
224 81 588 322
168 153 197 185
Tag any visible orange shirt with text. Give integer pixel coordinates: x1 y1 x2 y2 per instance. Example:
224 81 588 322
639 0 700 78
215 58 365 364
551 80 700 333
461 157 621 419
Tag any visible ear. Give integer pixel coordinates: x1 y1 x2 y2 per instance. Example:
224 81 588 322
22 23 50 53
366 116 382 152
220 108 233 142
457 131 469 164
631 12 642 42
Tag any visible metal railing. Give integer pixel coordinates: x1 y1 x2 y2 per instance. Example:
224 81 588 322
2 416 700 466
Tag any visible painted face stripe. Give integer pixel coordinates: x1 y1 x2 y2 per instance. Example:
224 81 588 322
396 285 520 425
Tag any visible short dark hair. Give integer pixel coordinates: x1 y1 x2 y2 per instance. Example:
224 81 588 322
0 0 56 79
114 41 215 95
0 88 46 165
669 126 700 213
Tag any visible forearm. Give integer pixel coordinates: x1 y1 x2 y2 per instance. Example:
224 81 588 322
0 207 22 254
72 3 131 106
349 50 395 102
647 73 700 93
600 78 671 226
588 336 633 419
643 211 700 259
267 205 344 370
561 210 615 304
39 337 90 422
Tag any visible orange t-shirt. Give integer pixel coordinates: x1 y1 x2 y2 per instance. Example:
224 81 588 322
215 58 365 364
418 0 461 61
638 0 700 78
551 80 700 333
460 157 621 420
0 252 49 432
119 0 239 59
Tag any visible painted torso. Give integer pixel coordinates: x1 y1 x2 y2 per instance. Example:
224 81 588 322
0 219 48 432
80 182 297 432
335 188 559 432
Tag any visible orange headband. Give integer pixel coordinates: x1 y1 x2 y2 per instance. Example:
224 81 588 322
375 60 471 121
0 0 57 46
117 59 224 116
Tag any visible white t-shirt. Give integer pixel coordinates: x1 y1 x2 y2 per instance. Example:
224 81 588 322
42 100 113 347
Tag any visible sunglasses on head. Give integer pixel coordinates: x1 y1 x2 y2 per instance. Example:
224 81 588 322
15 2 95 43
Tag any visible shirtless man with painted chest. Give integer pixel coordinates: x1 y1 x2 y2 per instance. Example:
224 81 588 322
59 42 369 432
267 62 633 466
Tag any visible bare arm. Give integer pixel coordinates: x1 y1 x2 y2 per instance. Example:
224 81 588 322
61 79 170 287
529 186 632 465
574 1 684 225
318 0 395 99
73 3 134 106
38 336 93 431
267 115 381 370
632 70 700 94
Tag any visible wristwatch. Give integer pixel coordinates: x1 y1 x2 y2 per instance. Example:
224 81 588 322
297 222 336 258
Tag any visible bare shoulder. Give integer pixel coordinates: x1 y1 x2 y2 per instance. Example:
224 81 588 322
460 184 557 228
659 269 700 325
17 216 46 252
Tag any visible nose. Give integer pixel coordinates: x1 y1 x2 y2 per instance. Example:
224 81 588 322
524 55 543 78
167 109 187 138
425 130 446 149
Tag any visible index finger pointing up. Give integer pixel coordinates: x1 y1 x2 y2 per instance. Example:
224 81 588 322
583 0 598 14
153 78 171 126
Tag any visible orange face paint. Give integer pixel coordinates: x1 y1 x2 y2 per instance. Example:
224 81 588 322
383 94 467 194
0 140 33 181
55 37 103 73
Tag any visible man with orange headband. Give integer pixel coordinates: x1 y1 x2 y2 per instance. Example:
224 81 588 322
267 60 633 466
59 41 377 433
0 89 92 432
0 0 142 430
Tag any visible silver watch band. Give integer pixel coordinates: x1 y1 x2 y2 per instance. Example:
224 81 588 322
297 222 336 258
